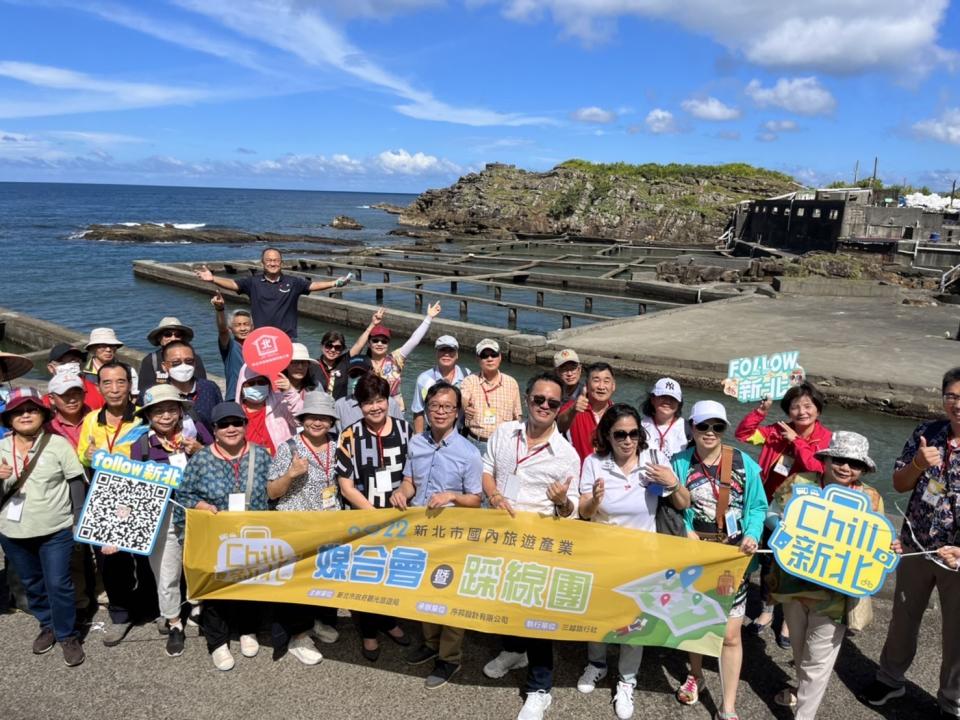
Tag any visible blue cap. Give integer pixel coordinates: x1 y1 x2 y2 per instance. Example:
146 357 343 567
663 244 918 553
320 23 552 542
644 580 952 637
211 401 245 425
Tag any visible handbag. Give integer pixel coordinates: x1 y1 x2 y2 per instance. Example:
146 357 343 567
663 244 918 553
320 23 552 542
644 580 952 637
845 595 874 633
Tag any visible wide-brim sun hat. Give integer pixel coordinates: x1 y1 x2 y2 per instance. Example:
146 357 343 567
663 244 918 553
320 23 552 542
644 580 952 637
815 430 877 472
136 384 194 418
84 327 123 350
296 391 338 421
147 317 195 346
1 387 52 427
0 352 34 382
290 343 319 366
689 399 729 426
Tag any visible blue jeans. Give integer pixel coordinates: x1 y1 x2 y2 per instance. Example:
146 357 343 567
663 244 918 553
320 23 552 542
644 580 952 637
504 635 553 692
0 528 77 641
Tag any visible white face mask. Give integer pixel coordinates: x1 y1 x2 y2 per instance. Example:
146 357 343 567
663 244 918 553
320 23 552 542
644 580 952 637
57 362 81 376
243 385 268 403
167 364 195 383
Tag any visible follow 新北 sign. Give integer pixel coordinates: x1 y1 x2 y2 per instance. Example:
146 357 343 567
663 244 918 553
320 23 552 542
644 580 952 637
723 350 805 403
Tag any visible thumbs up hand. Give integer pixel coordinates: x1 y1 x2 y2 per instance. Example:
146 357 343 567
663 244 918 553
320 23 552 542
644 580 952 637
914 435 943 470
0 458 12 481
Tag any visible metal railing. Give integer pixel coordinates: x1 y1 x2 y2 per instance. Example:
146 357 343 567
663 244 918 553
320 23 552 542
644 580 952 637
940 262 960 293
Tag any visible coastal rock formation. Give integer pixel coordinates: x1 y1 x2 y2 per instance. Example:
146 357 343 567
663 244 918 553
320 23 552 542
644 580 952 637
371 202 407 215
81 224 364 246
331 215 363 230
400 161 798 243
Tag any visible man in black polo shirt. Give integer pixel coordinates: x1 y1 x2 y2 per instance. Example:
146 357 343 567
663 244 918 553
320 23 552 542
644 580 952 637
195 247 351 338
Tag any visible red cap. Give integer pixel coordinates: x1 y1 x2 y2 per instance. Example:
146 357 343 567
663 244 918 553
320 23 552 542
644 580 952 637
370 326 392 340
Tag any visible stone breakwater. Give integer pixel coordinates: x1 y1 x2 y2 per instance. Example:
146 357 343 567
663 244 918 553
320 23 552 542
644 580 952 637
81 224 365 246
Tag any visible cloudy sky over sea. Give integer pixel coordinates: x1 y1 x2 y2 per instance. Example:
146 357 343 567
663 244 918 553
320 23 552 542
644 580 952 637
0 0 958 191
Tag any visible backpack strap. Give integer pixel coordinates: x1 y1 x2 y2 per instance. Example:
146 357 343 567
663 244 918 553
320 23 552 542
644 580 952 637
715 445 735 532
131 432 151 462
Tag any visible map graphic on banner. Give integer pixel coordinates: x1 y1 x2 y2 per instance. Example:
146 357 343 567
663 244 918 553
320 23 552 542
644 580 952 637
723 351 805 403
75 451 183 555
184 508 751 656
769 484 899 597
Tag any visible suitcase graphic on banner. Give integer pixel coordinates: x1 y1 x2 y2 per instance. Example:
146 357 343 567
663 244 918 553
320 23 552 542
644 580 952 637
215 526 297 586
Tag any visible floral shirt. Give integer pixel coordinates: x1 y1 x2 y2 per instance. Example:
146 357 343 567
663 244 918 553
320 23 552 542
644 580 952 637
895 419 960 552
268 436 341 511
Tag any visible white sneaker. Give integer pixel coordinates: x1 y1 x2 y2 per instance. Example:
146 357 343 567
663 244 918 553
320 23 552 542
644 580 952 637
239 633 259 658
577 663 608 693
483 650 529 679
517 690 552 720
613 680 636 719
288 633 323 665
313 621 339 644
211 644 235 671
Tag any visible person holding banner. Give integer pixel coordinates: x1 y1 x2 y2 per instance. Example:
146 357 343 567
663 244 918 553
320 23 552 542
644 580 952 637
130 384 212 658
0 387 87 667
481 371 580 720
670 400 767 720
576 403 689 719
233 365 297 456
390 380 482 689
639 377 688 459
765 431 891 718
335 374 413 660
863 367 960 719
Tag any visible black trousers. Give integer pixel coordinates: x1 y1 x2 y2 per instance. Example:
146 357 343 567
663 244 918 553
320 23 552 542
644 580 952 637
353 611 400 640
94 548 158 624
503 635 554 692
201 600 313 653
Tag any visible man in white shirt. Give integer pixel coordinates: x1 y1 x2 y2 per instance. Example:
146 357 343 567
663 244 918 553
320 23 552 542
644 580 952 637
480 372 580 720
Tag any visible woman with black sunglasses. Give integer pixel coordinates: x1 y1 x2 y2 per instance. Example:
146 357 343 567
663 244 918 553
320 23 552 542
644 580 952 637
575 403 689 718
671 400 767 720
317 331 351 399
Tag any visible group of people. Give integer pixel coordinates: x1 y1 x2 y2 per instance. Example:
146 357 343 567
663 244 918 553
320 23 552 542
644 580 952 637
1 247 958 720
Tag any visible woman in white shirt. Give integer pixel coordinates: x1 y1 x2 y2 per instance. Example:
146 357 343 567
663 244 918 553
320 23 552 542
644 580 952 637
576 404 689 719
640 377 689 459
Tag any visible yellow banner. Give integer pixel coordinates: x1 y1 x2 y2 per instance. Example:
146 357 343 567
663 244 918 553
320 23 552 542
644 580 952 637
184 508 750 657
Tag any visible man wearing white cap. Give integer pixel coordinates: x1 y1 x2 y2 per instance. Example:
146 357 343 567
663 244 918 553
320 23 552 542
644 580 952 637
640 377 689 459
138 316 209 390
410 335 471 434
460 339 521 454
553 349 585 434
45 369 91 451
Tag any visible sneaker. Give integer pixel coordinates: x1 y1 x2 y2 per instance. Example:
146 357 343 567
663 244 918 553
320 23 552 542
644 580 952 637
156 618 170 635
165 625 185 657
32 627 56 655
613 680 636 720
676 674 704 705
61 637 85 667
862 679 906 706
187 603 201 627
405 644 440 666
102 621 132 647
239 633 259 658
425 660 460 689
288 633 323 666
517 690 552 720
212 643 235 671
483 650 529 679
312 620 339 644
577 663 608 693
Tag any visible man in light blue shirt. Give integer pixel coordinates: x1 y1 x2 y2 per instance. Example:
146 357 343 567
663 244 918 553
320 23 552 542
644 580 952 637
390 380 481 689
410 335 470 434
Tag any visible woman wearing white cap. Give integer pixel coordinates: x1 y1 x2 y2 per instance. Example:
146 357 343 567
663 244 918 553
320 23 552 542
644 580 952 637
670 399 767 720
80 328 123 409
640 377 688 459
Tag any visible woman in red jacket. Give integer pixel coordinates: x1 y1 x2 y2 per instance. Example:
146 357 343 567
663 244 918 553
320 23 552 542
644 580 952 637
735 381 832 647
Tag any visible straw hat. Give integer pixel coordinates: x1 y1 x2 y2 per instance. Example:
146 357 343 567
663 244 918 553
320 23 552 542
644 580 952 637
146 317 195 346
290 343 319 366
0 352 33 382
136 384 193 418
84 328 123 350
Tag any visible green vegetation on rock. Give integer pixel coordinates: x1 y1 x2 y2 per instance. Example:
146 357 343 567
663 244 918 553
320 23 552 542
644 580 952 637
557 159 794 184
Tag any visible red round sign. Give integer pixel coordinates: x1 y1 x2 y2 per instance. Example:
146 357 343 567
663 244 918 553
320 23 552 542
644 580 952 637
242 327 293 379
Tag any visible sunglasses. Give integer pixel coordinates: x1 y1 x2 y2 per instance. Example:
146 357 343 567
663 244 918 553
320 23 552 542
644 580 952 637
830 457 868 471
215 419 245 429
479 351 500 360
370 337 389 345
324 342 344 351
694 422 727 433
161 330 184 338
437 347 458 355
9 405 43 417
246 377 270 386
529 394 562 410
167 358 195 367
612 429 641 441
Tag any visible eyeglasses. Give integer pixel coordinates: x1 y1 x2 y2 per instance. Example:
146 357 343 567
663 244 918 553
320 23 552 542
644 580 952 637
479 351 500 360
161 330 184 339
370 337 389 345
324 342 344 351
612 429 641 441
529 394 562 410
830 457 868 471
166 358 195 367
427 403 457 414
215 419 245 429
944 393 960 404
694 422 727 433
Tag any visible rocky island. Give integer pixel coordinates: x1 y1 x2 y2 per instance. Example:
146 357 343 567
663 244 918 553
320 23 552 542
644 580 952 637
80 224 365 246
400 160 798 243
330 215 363 230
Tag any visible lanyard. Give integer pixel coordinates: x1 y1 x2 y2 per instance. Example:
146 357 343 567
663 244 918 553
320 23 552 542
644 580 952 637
480 375 502 407
106 420 125 453
365 422 388 468
654 418 678 451
514 431 550 473
694 451 723 501
302 438 332 477
11 437 37 479
212 443 249 490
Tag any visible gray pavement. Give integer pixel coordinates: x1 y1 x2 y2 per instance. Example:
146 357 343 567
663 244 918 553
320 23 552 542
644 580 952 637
0 585 945 720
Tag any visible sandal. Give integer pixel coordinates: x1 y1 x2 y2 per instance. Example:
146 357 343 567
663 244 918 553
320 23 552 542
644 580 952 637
774 688 798 708
715 713 740 720
676 674 704 705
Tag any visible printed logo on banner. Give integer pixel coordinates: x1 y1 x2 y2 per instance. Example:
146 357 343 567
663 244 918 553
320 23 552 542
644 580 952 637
215 526 298 585
614 565 729 636
723 351 805 403
770 484 899 597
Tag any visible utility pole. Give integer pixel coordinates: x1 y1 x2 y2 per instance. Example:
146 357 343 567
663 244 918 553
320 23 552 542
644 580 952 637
871 157 878 188
853 160 859 184
952 179 957 208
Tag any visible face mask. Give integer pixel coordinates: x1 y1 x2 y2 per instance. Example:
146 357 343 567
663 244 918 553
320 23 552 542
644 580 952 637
167 364 195 383
57 362 81 376
243 385 268 403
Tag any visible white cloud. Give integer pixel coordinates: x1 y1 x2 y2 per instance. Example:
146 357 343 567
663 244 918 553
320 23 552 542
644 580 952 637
762 119 798 132
913 108 960 145
680 96 740 121
645 108 677 134
46 130 145 145
377 148 461 174
745 77 836 115
488 1 956 76
173 0 551 127
570 106 616 123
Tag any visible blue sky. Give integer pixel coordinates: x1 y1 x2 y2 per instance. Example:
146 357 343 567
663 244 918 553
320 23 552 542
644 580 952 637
0 0 958 192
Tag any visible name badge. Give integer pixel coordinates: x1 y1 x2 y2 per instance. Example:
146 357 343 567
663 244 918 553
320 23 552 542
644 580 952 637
922 477 947 506
6 495 25 522
724 509 741 538
320 486 340 510
773 455 792 476
228 493 246 512
168 453 188 471
482 408 497 426
372 468 394 499
502 474 521 503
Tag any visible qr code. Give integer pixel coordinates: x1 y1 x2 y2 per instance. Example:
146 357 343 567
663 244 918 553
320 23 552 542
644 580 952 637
76 472 170 554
